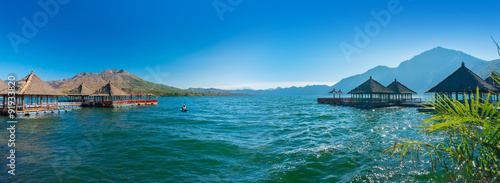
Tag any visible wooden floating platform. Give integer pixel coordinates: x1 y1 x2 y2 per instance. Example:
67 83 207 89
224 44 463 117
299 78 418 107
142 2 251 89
8 109 74 116
318 98 426 109
82 99 158 108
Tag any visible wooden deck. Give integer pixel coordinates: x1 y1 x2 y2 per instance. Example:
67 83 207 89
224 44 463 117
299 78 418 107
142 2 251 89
82 99 158 108
1 107 74 116
318 98 426 108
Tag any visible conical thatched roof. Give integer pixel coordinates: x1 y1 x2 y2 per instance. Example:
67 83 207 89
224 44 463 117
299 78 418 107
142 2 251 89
0 79 8 91
386 79 416 94
427 62 500 93
92 81 128 96
348 76 394 94
0 71 65 96
67 82 94 96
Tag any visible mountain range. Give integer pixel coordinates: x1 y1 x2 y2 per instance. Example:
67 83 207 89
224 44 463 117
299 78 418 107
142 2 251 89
48 47 500 96
191 47 500 95
47 69 238 96
332 47 500 94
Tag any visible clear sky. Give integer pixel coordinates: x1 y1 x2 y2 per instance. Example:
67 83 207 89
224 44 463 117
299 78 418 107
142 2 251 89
1 0 499 89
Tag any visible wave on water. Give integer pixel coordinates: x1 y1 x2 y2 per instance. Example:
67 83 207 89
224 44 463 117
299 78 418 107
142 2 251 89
0 96 443 182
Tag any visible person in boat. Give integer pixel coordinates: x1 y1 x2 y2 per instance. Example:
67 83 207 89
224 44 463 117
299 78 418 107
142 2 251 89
181 104 186 111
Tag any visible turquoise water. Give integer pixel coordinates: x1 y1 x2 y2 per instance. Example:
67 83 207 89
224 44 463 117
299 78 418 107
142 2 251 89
1 96 446 182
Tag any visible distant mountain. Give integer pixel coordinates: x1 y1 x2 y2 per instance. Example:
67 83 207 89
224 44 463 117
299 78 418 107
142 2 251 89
332 47 499 94
192 47 500 96
48 69 239 96
190 85 333 96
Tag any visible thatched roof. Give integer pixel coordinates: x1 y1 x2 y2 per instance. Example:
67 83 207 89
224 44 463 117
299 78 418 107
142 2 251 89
67 82 94 96
348 76 394 94
485 74 500 89
386 79 416 94
0 79 8 91
427 62 500 93
92 81 128 96
0 71 65 96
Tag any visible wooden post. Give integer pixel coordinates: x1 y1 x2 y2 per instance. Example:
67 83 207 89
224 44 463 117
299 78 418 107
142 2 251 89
15 96 18 114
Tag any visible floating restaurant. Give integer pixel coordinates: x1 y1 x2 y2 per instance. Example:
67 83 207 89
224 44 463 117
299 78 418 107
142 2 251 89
80 81 158 108
319 62 500 109
318 76 421 108
0 70 71 116
0 71 158 116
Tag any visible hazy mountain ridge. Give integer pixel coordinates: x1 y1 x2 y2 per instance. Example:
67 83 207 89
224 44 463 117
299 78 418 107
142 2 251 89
333 47 494 94
198 47 500 95
48 47 500 96
190 85 333 96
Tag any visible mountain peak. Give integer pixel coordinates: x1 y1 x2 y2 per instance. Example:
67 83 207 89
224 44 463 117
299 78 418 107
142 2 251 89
117 69 129 74
334 46 490 94
99 68 130 74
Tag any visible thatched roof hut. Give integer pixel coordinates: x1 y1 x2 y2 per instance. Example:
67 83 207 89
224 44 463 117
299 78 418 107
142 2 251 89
386 79 416 94
0 70 65 96
67 82 94 96
92 81 128 96
0 79 8 91
426 62 500 93
348 76 394 94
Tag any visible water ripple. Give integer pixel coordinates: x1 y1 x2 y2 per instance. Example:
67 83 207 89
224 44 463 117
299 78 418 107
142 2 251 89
0 96 443 182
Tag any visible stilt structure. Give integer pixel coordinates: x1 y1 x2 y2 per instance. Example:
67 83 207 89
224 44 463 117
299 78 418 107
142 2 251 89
318 77 422 108
65 82 94 108
347 76 395 108
0 70 68 116
426 62 500 102
67 83 94 102
89 81 130 107
386 79 416 104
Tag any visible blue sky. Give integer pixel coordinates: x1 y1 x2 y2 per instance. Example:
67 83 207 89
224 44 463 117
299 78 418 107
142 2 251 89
1 0 499 89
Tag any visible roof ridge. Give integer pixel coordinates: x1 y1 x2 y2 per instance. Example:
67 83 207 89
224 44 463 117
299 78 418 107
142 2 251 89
427 63 499 93
18 72 34 94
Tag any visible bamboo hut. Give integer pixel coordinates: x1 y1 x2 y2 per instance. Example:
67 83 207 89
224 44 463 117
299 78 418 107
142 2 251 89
0 70 65 114
67 82 94 103
90 81 129 107
386 79 416 103
348 76 395 106
426 62 500 101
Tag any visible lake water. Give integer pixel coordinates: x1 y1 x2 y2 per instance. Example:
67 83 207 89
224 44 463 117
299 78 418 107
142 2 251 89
0 96 447 182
